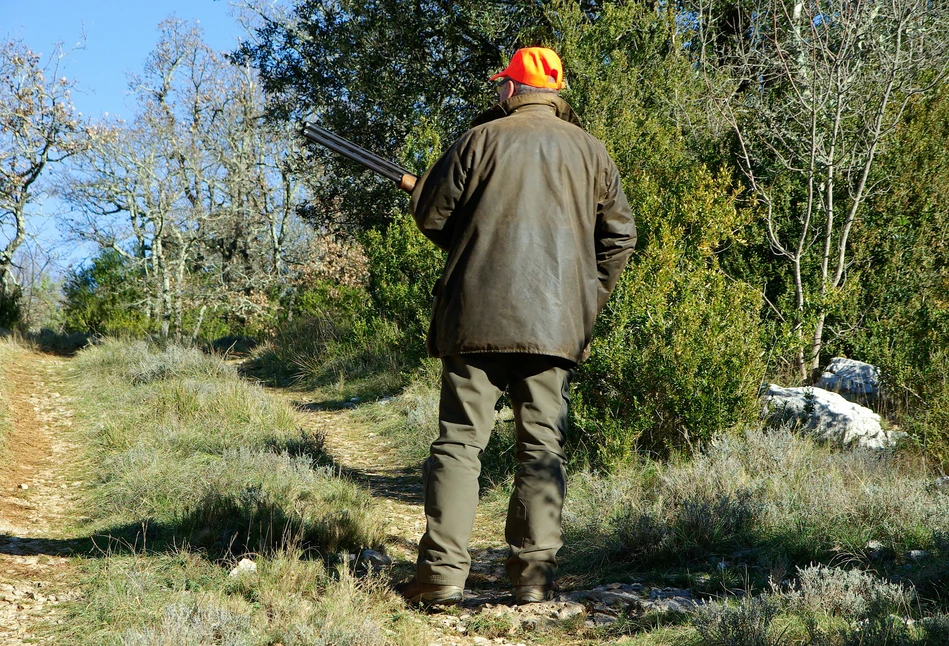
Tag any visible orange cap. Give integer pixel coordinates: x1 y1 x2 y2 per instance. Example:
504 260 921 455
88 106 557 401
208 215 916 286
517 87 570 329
489 47 565 90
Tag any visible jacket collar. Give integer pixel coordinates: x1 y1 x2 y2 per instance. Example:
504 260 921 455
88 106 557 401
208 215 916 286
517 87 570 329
471 93 583 129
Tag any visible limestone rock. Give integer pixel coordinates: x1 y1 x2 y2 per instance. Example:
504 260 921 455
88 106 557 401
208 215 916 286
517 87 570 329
817 357 881 404
228 558 257 577
760 384 897 449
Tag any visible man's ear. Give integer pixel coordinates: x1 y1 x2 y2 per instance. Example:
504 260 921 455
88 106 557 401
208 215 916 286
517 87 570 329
501 79 515 101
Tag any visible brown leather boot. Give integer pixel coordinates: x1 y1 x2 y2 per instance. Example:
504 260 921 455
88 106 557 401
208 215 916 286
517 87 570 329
395 579 464 607
514 584 557 605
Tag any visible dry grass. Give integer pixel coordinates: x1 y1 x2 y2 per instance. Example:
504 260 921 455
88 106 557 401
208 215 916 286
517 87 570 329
55 339 430 645
0 336 19 451
54 339 949 646
562 428 949 581
71 340 386 555
61 549 432 646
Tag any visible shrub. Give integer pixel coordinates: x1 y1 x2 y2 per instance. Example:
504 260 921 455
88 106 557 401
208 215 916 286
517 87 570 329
552 2 766 464
789 566 913 619
573 249 765 464
62 249 149 336
0 285 22 329
691 595 783 646
561 428 949 578
848 91 949 469
360 211 444 368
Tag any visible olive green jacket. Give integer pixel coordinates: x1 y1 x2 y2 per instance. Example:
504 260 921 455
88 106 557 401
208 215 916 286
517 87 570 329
410 93 636 363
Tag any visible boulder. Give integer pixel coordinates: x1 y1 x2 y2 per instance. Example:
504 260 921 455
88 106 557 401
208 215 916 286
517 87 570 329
816 357 881 404
760 384 896 449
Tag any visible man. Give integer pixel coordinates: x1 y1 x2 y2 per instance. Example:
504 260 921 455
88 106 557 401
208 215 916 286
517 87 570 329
398 47 636 607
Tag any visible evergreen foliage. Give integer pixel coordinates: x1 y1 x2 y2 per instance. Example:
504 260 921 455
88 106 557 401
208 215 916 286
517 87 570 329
0 285 22 329
62 249 148 336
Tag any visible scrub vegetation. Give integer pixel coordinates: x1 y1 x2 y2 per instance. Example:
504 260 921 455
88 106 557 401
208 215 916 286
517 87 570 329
41 338 949 645
3 0 949 643
51 339 429 645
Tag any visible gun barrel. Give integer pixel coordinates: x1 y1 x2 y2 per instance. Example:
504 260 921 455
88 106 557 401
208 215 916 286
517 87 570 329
302 122 415 190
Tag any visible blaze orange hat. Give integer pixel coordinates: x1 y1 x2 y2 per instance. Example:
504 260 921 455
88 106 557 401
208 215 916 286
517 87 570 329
489 47 565 90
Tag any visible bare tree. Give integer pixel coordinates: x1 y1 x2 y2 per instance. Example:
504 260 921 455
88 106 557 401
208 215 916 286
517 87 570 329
62 120 176 334
0 36 88 308
696 0 949 379
62 19 310 339
9 238 64 329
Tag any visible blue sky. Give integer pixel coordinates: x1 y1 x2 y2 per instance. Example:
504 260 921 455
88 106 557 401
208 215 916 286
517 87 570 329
2 1 251 269
2 0 247 120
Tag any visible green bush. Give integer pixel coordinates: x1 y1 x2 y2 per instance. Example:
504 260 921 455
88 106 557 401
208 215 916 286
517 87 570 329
574 250 765 463
63 249 149 336
545 2 767 464
0 285 22 329
361 211 444 368
845 91 949 468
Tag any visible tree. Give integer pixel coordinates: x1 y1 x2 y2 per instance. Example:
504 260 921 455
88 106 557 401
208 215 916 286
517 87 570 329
0 36 88 320
63 19 311 340
232 0 552 233
693 0 949 379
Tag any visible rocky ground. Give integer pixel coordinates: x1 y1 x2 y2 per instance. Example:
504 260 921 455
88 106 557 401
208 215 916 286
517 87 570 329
0 350 84 645
284 394 697 645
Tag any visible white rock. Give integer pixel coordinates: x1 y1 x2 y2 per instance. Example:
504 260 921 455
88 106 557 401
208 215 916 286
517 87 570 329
761 384 897 449
228 558 257 577
817 358 881 404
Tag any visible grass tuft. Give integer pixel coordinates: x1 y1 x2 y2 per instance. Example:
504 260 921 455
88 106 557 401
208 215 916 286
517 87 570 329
63 549 432 646
691 594 783 646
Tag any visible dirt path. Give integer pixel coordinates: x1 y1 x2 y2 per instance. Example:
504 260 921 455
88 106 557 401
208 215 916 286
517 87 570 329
0 348 84 645
283 396 509 581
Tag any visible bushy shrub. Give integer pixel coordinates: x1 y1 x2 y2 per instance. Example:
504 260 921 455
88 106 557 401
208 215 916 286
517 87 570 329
361 211 443 368
561 428 949 576
62 249 149 336
691 595 782 646
789 566 913 619
847 91 949 468
574 250 765 463
0 285 22 329
546 2 767 464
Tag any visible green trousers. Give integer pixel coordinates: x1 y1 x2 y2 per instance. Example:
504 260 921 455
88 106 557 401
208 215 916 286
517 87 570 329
416 353 575 588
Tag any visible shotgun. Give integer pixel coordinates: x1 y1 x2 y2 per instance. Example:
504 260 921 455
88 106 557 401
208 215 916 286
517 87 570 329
301 122 417 193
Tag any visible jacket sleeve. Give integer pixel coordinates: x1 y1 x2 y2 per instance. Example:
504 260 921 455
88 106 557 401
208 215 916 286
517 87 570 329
594 161 637 311
409 133 473 251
